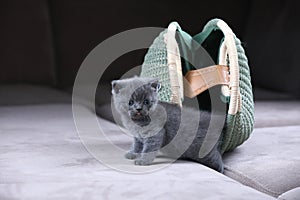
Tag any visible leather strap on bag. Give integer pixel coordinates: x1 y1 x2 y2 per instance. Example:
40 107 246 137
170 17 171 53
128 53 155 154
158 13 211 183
184 65 229 98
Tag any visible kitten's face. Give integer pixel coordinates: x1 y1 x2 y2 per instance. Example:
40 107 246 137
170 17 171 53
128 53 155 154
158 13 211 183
128 84 158 120
111 77 161 122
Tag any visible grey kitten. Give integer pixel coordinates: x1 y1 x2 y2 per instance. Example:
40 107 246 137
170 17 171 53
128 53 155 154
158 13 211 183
111 77 224 173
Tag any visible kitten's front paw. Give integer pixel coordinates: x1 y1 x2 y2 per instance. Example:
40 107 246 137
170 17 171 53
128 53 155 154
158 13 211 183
125 151 138 160
134 158 152 166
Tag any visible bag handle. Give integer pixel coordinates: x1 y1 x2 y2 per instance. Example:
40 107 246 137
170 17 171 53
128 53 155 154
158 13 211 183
216 19 241 115
165 19 241 115
165 22 184 106
184 65 229 98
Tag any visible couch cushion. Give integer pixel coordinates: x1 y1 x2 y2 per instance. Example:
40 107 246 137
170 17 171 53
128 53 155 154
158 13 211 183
254 101 300 128
0 104 275 200
95 98 300 197
278 187 300 200
223 125 300 197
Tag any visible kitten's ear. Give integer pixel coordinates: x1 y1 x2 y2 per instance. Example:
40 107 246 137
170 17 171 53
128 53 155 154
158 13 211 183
150 80 161 92
111 80 122 94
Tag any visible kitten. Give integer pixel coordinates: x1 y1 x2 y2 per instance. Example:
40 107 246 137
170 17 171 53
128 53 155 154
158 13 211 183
111 77 224 173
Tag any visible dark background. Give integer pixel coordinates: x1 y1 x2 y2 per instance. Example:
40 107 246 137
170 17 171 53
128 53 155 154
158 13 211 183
1 0 300 101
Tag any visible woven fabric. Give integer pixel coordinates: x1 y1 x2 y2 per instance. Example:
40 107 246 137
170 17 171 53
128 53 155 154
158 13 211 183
198 19 254 153
140 30 173 103
221 36 254 152
140 19 254 153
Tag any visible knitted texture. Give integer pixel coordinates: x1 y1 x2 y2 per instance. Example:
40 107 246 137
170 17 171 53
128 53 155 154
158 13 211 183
220 36 254 153
140 19 254 153
140 30 173 103
199 19 254 153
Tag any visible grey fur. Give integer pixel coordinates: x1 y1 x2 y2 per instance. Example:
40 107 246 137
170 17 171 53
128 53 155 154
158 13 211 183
112 77 224 173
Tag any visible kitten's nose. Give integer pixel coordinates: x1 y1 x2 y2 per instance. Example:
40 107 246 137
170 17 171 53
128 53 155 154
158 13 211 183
136 108 142 112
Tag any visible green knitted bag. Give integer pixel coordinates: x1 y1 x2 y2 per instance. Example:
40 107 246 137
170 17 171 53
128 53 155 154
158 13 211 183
141 19 254 153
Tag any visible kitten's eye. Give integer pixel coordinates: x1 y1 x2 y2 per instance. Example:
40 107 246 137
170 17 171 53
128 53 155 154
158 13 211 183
143 99 150 105
128 100 134 106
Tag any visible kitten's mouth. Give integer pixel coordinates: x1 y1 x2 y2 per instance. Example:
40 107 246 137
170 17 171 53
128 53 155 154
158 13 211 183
130 112 151 126
131 112 145 120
